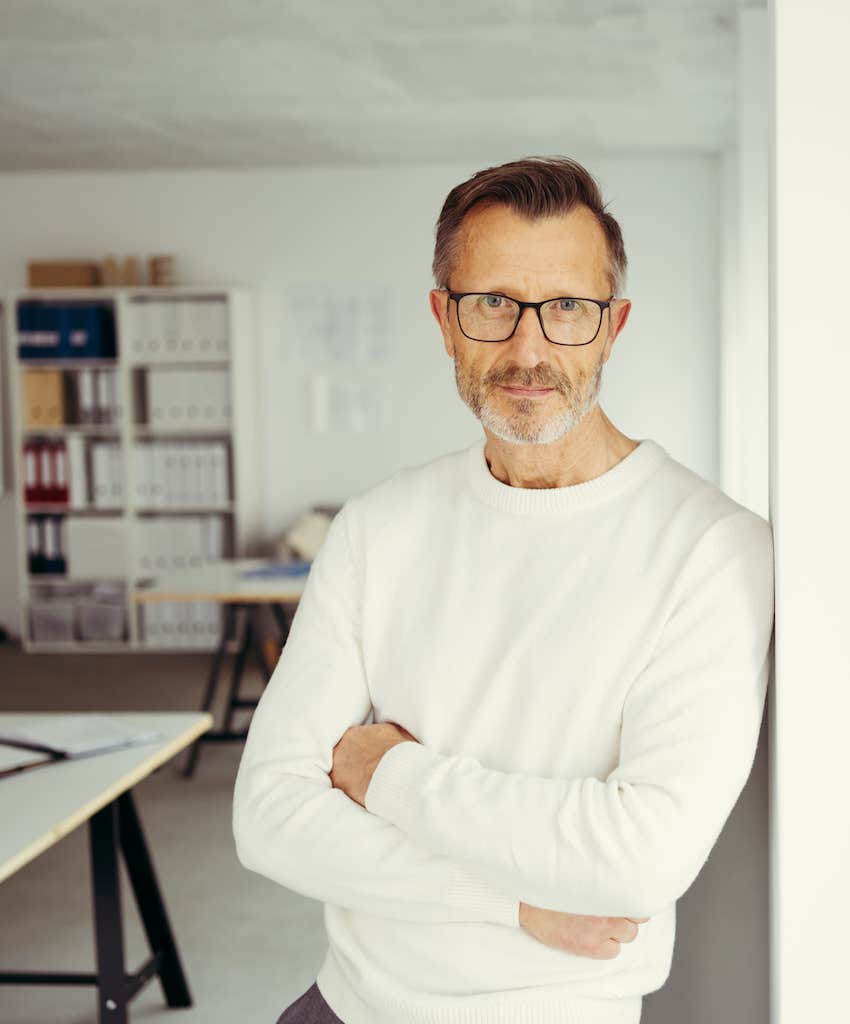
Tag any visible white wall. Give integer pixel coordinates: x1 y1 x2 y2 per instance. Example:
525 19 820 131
770 2 850 1021
721 10 770 520
0 156 720 627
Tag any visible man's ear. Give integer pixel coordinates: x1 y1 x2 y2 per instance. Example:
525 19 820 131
600 298 631 365
429 289 455 358
610 298 631 340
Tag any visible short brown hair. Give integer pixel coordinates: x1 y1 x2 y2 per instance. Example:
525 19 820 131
432 156 627 296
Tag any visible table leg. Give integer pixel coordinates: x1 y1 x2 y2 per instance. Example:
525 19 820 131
89 801 129 1024
117 791 191 1008
182 602 237 778
249 605 275 681
221 606 253 735
270 601 293 647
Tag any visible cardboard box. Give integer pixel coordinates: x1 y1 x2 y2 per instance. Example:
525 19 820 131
27 261 101 287
23 368 65 427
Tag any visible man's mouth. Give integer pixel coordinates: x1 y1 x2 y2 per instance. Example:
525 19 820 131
499 385 555 396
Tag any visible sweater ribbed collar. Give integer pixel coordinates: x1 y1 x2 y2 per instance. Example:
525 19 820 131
465 435 667 515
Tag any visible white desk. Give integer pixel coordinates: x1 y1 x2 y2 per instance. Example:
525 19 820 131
133 560 308 776
0 711 212 1023
132 558 308 606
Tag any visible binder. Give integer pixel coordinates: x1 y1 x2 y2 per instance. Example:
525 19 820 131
39 444 55 503
77 368 96 425
59 304 117 359
42 516 65 574
160 302 179 358
105 369 120 421
66 516 127 577
23 443 39 503
108 444 123 506
133 444 152 507
141 602 160 646
128 300 149 361
95 369 110 424
27 519 44 574
23 369 64 427
66 434 88 508
52 441 69 505
205 300 229 358
91 442 122 509
65 305 98 358
17 302 63 360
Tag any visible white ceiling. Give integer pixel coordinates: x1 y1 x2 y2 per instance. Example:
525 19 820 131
0 0 762 171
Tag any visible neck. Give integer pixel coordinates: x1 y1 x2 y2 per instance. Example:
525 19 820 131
482 407 639 489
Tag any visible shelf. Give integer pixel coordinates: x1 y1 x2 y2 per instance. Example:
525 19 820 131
134 428 231 439
17 358 118 369
6 285 260 654
130 359 229 369
25 640 131 653
23 425 121 437
25 505 125 515
11 287 122 300
134 505 233 515
28 575 127 585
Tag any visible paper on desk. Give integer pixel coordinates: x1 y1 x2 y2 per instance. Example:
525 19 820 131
0 714 162 759
0 744 53 775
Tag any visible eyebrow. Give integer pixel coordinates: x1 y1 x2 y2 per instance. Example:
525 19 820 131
472 286 588 299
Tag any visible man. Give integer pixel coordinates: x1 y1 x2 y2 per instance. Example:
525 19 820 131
233 156 775 1024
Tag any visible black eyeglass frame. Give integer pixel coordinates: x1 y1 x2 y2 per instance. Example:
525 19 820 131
445 290 614 346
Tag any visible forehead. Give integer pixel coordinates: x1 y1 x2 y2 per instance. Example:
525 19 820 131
454 202 610 295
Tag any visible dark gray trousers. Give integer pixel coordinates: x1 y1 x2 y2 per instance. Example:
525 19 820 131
276 981 345 1023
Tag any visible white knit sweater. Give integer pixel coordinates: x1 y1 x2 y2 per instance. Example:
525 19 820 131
233 436 775 1024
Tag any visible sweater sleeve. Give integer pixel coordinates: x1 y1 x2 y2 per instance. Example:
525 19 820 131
364 512 775 921
232 498 519 927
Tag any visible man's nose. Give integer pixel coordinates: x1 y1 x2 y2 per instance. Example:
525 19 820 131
507 305 551 353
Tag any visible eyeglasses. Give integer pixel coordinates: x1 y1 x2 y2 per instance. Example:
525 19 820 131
446 291 613 346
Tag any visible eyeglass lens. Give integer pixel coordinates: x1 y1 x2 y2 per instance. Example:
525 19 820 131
457 294 602 344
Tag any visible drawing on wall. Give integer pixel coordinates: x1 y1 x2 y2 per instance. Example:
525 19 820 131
309 373 380 434
284 285 390 364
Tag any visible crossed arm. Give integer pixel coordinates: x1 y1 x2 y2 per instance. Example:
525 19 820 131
233 500 775 924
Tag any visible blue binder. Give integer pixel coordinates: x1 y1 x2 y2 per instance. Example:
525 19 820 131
17 302 63 360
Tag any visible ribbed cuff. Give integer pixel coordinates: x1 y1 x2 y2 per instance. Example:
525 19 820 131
447 863 520 927
365 741 519 929
364 739 435 834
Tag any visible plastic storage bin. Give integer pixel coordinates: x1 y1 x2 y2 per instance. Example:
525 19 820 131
30 600 76 643
76 599 126 642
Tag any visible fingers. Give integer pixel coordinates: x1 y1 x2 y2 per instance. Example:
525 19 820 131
593 938 623 960
609 918 639 944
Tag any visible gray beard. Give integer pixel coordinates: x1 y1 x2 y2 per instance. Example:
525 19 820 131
454 358 604 446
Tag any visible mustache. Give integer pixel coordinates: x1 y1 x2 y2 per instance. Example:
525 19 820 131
488 373 563 389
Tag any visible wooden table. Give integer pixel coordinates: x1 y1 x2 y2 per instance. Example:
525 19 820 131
133 560 308 776
0 711 212 1023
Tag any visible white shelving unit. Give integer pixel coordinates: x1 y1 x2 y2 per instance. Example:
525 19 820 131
5 286 262 652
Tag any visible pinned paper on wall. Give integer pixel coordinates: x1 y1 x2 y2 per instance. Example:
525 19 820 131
309 373 379 434
284 286 390 363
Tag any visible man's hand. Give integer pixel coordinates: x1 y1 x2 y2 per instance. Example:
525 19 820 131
332 727 649 958
330 721 419 807
519 902 650 959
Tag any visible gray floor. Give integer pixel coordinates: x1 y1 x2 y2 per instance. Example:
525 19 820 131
0 641 326 1024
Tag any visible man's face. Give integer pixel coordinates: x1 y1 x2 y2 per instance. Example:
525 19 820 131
429 202 631 446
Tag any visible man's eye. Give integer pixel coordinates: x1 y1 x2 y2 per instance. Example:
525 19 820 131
481 295 505 307
557 299 578 311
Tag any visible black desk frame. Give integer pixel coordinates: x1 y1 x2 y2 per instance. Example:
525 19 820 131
182 600 293 777
0 789 191 1024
